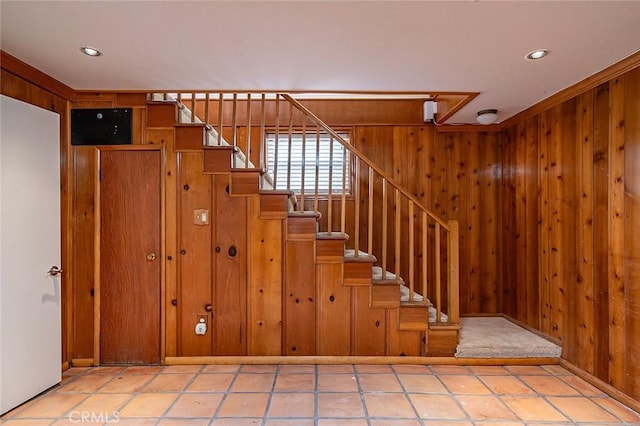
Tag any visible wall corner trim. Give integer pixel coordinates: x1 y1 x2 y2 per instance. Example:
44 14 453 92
1 50 76 100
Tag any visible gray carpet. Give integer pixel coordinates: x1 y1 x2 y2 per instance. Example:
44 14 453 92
455 317 562 358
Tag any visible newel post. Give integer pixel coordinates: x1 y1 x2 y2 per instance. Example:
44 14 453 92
447 220 460 324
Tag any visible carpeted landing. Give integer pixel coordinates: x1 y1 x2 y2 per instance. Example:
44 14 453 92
455 317 562 359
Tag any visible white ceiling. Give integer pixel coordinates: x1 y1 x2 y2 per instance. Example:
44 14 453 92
1 1 639 124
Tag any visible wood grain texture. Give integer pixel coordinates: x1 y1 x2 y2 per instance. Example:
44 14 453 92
501 65 640 402
100 150 161 364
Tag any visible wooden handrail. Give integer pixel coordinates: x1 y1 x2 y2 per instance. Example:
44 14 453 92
281 93 450 231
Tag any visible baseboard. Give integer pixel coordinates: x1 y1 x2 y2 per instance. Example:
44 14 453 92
164 356 559 366
71 358 94 367
62 361 70 371
559 359 640 414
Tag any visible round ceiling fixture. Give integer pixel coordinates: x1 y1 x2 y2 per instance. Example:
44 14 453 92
80 46 102 57
477 109 498 125
526 49 549 60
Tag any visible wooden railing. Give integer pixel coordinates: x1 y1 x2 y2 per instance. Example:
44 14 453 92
151 91 459 326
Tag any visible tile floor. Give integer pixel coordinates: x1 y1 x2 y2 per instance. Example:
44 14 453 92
1 363 639 425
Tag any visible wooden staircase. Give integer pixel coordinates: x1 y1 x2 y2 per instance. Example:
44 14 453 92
147 95 460 358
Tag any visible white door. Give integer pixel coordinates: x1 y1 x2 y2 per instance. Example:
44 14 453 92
0 95 61 415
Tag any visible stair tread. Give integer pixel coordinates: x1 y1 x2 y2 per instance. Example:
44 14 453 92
288 210 322 219
175 122 206 127
316 232 349 241
344 249 377 263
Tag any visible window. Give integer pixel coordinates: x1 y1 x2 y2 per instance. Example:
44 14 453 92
265 131 350 194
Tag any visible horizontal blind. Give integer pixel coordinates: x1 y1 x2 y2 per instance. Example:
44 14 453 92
266 132 350 194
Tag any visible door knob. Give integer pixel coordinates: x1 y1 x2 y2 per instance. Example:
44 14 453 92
146 252 157 261
47 266 62 276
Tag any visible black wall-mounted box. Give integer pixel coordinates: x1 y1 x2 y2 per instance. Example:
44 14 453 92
71 108 132 146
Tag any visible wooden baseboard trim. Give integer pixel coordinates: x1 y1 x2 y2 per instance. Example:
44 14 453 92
71 358 95 367
559 359 640 414
164 356 559 366
62 361 70 372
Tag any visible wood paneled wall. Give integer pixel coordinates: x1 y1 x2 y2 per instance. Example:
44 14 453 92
501 66 640 400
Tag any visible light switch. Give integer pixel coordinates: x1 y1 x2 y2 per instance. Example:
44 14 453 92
194 209 209 225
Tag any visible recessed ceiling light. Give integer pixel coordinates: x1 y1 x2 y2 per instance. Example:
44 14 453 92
80 46 102 57
526 49 549 60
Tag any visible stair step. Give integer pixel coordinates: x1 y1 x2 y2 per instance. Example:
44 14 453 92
258 190 294 219
175 123 206 151
287 211 321 241
316 232 348 264
371 266 404 285
203 146 234 173
398 302 429 331
146 101 178 127
343 249 376 286
370 281 400 308
229 169 262 196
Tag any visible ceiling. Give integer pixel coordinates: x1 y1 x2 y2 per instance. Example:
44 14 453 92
1 1 639 124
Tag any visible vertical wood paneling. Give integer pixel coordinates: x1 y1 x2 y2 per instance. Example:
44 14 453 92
623 67 640 398
467 132 481 313
177 152 213 356
247 196 283 356
316 263 350 355
608 76 626 388
592 82 611 380
524 118 540 328
501 65 640 402
571 90 595 372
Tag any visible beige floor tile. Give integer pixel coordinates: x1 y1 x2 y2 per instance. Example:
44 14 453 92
472 422 524 426
165 393 223 417
267 392 315 417
409 394 467 420
142 373 195 392
398 374 447 393
317 392 366 418
392 365 432 374
592 397 640 422
98 374 155 393
117 393 178 417
467 366 510 376
358 373 403 392
70 392 132 413
106 419 157 425
273 373 315 391
187 373 235 392
2 420 56 425
55 374 114 392
278 364 315 374
62 367 90 376
317 373 359 392
364 393 417 418
500 396 568 422
54 411 120 425
216 393 269 417
439 375 492 395
317 364 355 374
455 395 519 421
478 375 536 395
355 364 394 373
518 375 581 396
14 393 87 418
421 422 473 426
431 365 470 375
230 373 275 392
547 396 619 422
202 364 241 373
